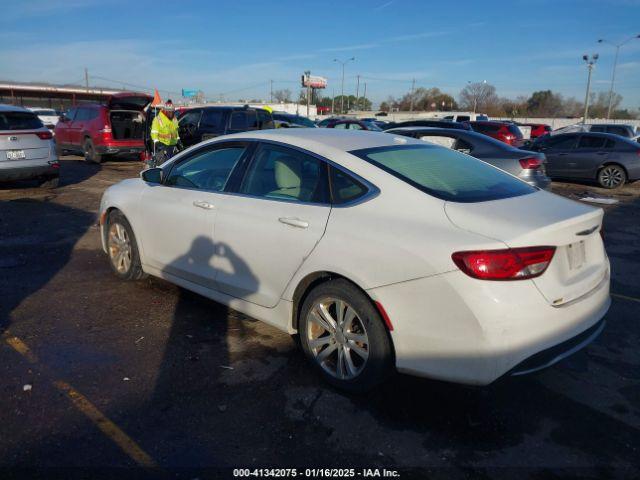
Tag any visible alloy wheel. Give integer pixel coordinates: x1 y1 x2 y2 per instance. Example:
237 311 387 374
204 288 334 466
600 166 624 188
108 222 132 274
306 297 369 380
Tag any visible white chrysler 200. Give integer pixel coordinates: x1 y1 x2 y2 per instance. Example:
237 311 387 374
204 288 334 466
99 129 610 392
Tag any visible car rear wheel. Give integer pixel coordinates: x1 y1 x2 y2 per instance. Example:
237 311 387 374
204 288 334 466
598 164 626 189
83 138 102 164
299 279 393 392
106 210 146 280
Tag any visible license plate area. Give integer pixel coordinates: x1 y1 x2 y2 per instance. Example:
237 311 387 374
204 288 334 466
6 150 26 160
566 241 586 270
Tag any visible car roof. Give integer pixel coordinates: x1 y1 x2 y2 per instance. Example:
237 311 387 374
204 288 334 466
0 104 32 113
209 127 422 152
590 123 633 128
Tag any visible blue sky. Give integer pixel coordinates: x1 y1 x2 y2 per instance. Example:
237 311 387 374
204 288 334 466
1 0 639 108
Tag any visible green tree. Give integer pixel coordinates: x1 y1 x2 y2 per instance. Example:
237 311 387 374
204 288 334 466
526 90 564 117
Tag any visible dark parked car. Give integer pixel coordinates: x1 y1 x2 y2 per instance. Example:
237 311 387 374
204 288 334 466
382 119 472 131
466 121 525 147
272 112 317 128
178 106 274 148
528 132 640 188
54 92 152 163
321 118 383 131
387 127 550 189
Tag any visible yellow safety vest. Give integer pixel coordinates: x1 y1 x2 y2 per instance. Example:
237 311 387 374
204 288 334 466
150 111 179 146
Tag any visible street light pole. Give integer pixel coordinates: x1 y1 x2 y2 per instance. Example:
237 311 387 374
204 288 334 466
582 54 599 124
598 35 640 119
334 57 355 114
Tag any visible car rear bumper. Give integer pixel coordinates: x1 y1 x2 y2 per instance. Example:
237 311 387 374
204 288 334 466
96 145 145 156
368 263 610 385
0 161 59 181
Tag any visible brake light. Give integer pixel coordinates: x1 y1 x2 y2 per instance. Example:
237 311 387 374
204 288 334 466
98 125 112 133
36 131 53 140
519 157 542 169
452 246 556 280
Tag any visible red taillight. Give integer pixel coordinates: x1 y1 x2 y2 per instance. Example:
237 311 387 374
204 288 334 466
519 157 542 169
452 246 556 281
36 131 53 140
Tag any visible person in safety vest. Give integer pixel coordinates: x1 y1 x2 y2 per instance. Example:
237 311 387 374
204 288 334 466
150 99 182 164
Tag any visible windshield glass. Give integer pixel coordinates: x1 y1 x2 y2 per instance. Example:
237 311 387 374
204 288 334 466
350 144 535 203
0 112 44 130
33 109 57 116
362 121 383 131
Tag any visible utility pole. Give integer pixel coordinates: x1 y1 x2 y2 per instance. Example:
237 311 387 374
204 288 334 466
331 88 335 114
355 75 360 111
598 35 640 119
409 78 415 112
334 57 355 114
582 54 598 123
84 67 89 91
305 71 311 117
270 79 273 103
363 83 367 111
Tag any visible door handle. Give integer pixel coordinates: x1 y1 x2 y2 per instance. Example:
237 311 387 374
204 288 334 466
278 217 309 229
193 200 215 210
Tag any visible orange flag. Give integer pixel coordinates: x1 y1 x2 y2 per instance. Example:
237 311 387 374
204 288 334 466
151 88 162 107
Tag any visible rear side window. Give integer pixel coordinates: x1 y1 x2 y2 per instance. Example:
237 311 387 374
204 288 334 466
590 125 606 133
245 110 258 129
230 111 249 131
350 144 535 203
330 167 367 204
0 111 44 130
472 123 498 133
200 109 224 129
546 135 578 149
456 115 470 122
608 126 628 136
578 136 606 149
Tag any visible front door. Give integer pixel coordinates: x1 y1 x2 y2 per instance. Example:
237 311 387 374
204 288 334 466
213 142 332 307
137 142 251 289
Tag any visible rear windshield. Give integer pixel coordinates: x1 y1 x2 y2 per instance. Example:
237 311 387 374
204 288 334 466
0 111 44 130
350 144 535 203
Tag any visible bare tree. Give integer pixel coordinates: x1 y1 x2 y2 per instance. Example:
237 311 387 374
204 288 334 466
459 82 499 113
273 89 292 103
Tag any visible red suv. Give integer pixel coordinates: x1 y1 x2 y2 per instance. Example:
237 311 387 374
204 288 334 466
521 123 552 139
55 92 152 163
466 121 524 147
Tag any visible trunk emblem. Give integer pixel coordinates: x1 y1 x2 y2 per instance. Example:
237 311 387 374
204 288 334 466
576 226 598 236
9 136 18 141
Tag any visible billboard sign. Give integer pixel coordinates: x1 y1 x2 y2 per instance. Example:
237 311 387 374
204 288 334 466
181 89 199 98
301 75 327 89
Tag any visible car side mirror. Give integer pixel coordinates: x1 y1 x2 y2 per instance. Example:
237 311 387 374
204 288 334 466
141 167 163 184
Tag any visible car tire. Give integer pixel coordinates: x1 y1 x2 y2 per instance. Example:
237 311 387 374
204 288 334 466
299 279 393 393
106 210 146 281
38 175 59 188
83 138 102 164
597 164 627 189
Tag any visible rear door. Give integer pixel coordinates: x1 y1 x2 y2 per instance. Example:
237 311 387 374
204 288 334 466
212 142 331 307
572 134 610 178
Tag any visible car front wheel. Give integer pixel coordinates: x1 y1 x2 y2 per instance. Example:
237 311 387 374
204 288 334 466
299 279 393 392
106 210 146 280
598 164 626 189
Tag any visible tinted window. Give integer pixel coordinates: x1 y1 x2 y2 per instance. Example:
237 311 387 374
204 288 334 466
230 111 249 131
590 125 606 133
456 115 470 122
475 115 489 121
608 126 628 136
240 144 328 203
293 116 316 128
350 144 535 203
179 110 202 126
453 138 473 153
330 167 367 204
546 135 578 149
0 111 44 130
472 123 499 133
578 135 606 149
165 146 246 191
200 109 224 129
245 110 258 129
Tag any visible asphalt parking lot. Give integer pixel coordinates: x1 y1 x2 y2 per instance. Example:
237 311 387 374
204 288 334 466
1 157 639 478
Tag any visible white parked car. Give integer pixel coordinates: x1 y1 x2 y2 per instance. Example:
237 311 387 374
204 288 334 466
28 107 60 130
0 104 59 187
99 129 610 391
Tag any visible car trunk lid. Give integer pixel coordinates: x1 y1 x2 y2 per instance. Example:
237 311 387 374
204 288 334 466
445 190 607 306
107 92 152 111
0 130 50 161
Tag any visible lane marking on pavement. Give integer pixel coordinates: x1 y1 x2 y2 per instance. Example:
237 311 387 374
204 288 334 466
612 293 640 304
2 331 157 469
53 380 157 468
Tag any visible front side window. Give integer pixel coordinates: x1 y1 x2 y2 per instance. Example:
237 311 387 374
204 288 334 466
229 111 249 131
350 144 535 203
165 145 246 191
348 123 364 130
608 126 627 136
546 135 578 149
240 144 328 203
200 109 223 129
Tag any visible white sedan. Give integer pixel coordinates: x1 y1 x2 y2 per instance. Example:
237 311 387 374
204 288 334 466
98 129 611 391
